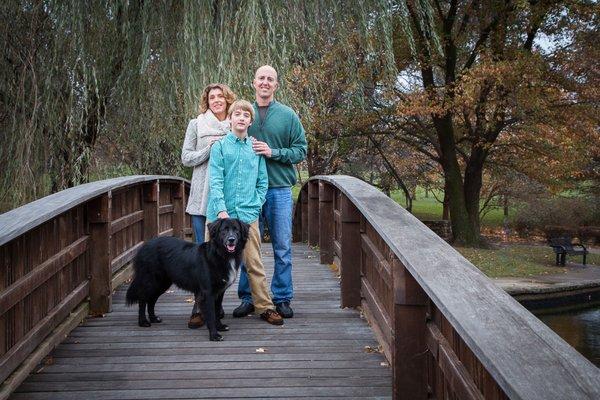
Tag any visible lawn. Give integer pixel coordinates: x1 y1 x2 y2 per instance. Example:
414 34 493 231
390 187 509 228
455 245 600 278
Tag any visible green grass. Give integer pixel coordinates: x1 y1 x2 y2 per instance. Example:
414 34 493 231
456 245 600 278
390 187 510 228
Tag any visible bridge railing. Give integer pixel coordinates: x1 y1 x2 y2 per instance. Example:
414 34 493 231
293 175 600 400
0 176 191 390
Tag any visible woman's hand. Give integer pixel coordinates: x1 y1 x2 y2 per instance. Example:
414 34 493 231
218 211 230 219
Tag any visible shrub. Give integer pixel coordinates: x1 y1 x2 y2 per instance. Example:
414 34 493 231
543 225 578 241
579 226 600 244
512 196 598 237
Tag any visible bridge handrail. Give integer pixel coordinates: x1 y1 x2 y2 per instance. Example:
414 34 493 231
0 175 187 246
0 175 191 391
294 175 600 400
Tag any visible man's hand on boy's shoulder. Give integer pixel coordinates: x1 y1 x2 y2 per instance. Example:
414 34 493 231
252 140 272 158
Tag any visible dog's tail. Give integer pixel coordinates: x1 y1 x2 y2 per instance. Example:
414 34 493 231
125 274 139 306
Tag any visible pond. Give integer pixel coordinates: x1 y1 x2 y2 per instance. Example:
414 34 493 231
536 306 600 367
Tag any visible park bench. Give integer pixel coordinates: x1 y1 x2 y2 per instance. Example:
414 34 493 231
548 236 588 266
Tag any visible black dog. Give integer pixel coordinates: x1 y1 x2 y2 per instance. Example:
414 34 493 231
126 218 249 341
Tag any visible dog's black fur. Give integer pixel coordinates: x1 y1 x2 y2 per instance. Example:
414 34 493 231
126 218 249 341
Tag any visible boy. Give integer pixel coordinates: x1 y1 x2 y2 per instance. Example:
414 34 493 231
206 100 283 325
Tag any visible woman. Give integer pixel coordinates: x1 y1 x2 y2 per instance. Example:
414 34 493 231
181 83 236 328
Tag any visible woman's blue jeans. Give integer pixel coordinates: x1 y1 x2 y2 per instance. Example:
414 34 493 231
237 187 293 305
191 215 206 244
190 214 206 315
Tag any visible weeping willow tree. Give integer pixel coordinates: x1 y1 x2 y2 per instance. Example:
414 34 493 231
0 0 398 212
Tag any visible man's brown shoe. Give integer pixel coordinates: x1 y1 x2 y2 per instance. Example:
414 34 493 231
188 312 204 329
260 309 284 326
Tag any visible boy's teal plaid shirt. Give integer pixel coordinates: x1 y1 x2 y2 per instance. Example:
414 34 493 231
207 132 268 224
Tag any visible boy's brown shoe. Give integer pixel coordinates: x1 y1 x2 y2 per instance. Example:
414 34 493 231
260 309 284 326
187 313 204 329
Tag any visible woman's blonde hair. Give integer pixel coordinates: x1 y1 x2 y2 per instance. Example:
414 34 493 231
198 83 237 114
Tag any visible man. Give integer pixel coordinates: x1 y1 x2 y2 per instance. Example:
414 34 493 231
233 65 308 318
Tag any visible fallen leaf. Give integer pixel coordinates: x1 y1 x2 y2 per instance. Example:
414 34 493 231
364 345 382 353
380 361 389 367
255 348 267 353
185 297 194 303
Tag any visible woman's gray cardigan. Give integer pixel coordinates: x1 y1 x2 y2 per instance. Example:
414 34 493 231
181 111 230 216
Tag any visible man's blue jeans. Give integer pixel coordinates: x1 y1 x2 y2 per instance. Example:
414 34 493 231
238 187 293 305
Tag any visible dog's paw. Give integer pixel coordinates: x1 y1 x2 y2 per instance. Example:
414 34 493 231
149 316 162 323
216 323 229 332
138 320 151 327
210 333 224 341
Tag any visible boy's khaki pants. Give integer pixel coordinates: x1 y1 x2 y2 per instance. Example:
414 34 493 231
243 221 276 314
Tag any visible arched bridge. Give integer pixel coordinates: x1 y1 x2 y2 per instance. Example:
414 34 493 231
0 175 598 399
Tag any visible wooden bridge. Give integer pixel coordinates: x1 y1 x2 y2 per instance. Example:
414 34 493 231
1 175 599 399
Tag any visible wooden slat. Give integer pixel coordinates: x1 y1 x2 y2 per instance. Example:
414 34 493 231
340 194 361 308
0 281 88 383
158 204 174 215
333 239 341 259
109 210 143 236
142 182 159 241
361 278 392 343
157 228 174 238
301 188 308 242
307 180 319 247
0 236 89 316
110 242 143 274
360 233 392 286
427 322 484 400
318 182 335 264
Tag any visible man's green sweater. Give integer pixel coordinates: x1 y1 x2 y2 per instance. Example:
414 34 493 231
249 100 307 188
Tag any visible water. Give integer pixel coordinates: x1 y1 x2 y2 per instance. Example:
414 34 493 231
536 307 600 367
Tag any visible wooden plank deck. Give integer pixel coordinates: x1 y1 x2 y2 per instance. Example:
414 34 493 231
11 244 392 399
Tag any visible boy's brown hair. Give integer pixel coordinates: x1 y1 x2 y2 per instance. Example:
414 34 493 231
227 100 255 122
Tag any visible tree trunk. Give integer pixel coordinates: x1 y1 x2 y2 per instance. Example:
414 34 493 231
434 114 480 246
464 154 485 238
442 182 449 220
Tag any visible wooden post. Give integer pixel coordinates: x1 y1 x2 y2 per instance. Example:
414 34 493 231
87 192 112 315
319 181 334 264
307 180 319 247
292 200 303 243
340 194 361 308
301 188 308 243
143 181 159 240
172 181 185 239
392 258 428 399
